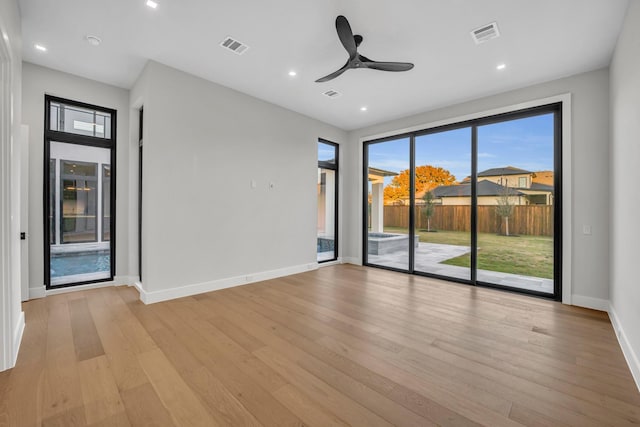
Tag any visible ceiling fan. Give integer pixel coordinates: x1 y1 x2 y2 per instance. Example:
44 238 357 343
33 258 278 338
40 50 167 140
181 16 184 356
315 15 414 83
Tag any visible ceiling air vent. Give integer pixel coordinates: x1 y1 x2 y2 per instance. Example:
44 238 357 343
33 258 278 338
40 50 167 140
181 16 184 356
470 22 500 44
322 89 342 98
220 36 249 55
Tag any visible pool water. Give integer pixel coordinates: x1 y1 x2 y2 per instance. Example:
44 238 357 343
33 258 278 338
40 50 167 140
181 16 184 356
50 250 110 278
317 237 335 252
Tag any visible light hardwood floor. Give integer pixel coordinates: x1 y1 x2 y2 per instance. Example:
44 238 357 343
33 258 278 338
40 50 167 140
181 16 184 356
1 264 639 426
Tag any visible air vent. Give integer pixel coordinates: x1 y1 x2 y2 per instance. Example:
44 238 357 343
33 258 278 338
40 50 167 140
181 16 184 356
322 89 342 98
220 36 249 55
470 22 500 44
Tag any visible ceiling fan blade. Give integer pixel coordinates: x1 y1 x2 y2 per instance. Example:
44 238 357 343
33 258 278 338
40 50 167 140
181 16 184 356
315 61 351 83
335 15 357 59
363 61 414 72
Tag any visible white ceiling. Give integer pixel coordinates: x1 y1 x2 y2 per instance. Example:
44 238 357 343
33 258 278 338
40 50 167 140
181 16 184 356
19 0 629 130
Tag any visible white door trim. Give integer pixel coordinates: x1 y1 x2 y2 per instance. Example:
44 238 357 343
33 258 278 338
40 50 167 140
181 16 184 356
0 24 23 371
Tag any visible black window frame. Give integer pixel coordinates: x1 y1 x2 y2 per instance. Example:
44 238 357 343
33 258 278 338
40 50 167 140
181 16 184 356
318 138 339 263
43 95 117 289
102 163 111 242
138 107 143 283
362 102 562 301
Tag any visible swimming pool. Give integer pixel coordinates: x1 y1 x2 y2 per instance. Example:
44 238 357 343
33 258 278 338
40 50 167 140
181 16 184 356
50 250 110 279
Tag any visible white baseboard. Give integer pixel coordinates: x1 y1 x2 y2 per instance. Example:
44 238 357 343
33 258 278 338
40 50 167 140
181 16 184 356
342 257 361 265
114 275 138 285
12 311 24 367
609 304 640 392
571 294 609 312
133 281 145 303
138 263 319 305
318 258 342 268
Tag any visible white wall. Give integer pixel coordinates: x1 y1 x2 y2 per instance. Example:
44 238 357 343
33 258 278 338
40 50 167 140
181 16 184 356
609 0 640 389
132 61 346 302
344 68 611 305
0 0 24 371
21 62 131 296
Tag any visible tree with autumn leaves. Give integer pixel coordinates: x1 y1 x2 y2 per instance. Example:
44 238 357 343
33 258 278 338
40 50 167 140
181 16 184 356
384 165 457 204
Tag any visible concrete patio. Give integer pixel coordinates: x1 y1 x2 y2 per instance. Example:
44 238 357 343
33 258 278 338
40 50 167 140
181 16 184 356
367 242 554 294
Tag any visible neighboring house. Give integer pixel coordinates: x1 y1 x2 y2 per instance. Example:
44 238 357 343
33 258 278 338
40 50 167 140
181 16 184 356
433 166 554 205
532 170 554 186
432 180 528 206
476 166 534 188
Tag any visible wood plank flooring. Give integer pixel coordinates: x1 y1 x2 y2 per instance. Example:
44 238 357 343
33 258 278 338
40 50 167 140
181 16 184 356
1 264 639 426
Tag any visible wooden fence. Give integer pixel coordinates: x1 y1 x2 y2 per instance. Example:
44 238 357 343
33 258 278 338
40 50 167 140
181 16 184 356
382 205 553 236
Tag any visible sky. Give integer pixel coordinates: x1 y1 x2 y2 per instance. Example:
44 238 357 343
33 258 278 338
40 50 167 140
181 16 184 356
318 141 337 163
367 113 555 184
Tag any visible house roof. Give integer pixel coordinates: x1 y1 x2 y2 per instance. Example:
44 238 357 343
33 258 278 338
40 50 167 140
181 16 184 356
432 180 526 198
529 182 554 192
478 166 533 177
460 166 534 182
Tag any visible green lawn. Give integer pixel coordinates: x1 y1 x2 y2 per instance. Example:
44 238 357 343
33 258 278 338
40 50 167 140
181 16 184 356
384 227 553 279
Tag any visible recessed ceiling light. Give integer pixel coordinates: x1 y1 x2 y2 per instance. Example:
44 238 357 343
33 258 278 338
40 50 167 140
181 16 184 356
146 0 158 9
34 44 47 52
2 33 8 42
496 63 506 70
85 35 102 46
360 106 368 112
288 71 297 77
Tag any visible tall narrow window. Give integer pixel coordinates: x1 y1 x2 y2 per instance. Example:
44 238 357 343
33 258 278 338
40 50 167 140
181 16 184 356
317 140 338 262
45 96 116 288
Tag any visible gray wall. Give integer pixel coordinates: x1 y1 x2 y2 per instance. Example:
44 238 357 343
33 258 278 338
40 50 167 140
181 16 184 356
344 68 611 304
610 0 640 385
21 62 131 293
132 61 346 294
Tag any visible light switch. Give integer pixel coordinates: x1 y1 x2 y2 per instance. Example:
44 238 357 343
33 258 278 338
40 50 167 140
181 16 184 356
583 225 592 235
250 179 257 189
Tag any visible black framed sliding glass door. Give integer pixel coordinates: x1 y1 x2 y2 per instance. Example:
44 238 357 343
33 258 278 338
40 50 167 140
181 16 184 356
413 127 472 281
363 103 561 300
475 111 558 294
364 136 411 271
44 96 117 289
